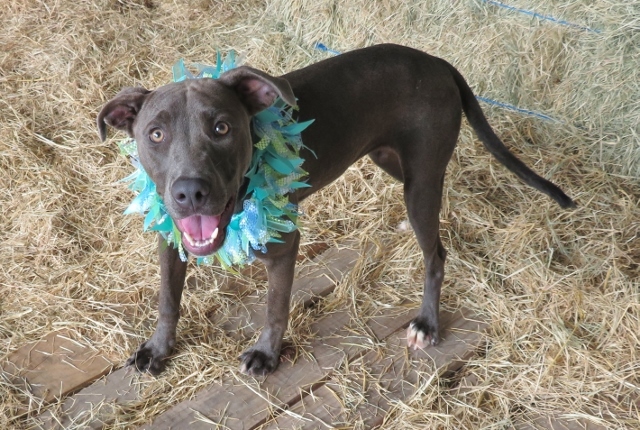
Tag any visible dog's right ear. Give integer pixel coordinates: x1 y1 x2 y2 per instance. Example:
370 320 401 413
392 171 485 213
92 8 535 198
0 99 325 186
97 87 150 141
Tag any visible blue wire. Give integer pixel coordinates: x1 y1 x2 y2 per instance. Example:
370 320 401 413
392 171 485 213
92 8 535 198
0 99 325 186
314 42 342 56
481 0 600 33
475 96 560 122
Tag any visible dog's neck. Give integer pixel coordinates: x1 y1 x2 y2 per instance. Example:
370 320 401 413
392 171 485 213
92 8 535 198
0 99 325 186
120 53 314 268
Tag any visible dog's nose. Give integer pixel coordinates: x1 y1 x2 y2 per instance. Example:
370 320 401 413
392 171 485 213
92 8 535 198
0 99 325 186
171 177 211 210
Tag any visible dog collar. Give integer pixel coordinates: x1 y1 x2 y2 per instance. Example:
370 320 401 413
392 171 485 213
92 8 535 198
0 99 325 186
119 52 314 269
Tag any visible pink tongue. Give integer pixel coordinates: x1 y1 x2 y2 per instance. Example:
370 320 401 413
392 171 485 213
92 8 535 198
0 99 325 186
176 215 220 241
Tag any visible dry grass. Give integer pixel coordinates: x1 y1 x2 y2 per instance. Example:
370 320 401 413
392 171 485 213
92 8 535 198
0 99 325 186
1 0 638 428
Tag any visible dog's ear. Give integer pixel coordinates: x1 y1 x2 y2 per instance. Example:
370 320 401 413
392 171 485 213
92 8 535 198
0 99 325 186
96 87 151 141
218 66 296 114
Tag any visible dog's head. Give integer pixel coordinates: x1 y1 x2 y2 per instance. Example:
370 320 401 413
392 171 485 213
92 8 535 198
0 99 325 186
97 66 295 256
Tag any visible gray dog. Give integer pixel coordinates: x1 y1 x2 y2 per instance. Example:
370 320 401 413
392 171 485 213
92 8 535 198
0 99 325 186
97 44 575 376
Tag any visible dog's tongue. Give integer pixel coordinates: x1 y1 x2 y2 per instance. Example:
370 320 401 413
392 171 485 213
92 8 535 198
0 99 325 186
176 215 220 241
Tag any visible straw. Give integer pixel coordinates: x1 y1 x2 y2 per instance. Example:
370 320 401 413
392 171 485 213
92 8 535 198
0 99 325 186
1 0 638 428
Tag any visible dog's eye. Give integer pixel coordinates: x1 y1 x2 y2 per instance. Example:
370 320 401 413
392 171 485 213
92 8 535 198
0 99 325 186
214 122 230 136
149 128 165 143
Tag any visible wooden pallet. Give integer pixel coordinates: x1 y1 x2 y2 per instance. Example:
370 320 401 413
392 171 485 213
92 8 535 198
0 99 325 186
3 243 490 429
1 331 114 409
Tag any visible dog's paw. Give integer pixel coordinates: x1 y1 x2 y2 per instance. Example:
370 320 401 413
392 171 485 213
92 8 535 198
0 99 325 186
406 318 440 350
126 341 169 375
239 348 279 376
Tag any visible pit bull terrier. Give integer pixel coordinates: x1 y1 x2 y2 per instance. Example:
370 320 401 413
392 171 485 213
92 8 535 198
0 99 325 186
97 44 575 376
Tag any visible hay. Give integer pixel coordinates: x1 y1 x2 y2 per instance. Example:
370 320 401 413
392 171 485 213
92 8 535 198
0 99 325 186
1 0 638 428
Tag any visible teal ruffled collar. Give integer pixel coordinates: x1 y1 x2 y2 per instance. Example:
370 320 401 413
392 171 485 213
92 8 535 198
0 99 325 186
119 52 314 269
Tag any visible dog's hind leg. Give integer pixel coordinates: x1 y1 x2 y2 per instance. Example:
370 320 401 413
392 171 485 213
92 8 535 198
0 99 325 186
369 141 451 348
403 171 448 349
369 147 404 182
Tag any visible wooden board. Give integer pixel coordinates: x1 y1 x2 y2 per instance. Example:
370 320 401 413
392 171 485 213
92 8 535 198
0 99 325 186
143 306 418 429
1 330 114 405
33 242 363 429
218 244 364 340
515 415 609 430
259 308 488 429
36 367 143 429
215 241 331 295
24 242 489 430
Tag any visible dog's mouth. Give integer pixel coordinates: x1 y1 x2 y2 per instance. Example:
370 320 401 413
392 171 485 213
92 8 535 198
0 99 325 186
175 197 235 256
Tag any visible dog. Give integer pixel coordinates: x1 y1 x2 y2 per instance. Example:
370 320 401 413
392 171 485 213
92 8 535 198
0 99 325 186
97 44 575 376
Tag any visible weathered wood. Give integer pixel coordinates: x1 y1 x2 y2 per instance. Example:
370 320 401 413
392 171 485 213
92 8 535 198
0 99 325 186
36 367 144 429
259 308 488 429
1 330 114 405
34 243 364 429
258 384 348 429
144 306 417 429
215 241 331 295
219 244 364 341
515 415 610 430
360 309 488 428
144 311 352 430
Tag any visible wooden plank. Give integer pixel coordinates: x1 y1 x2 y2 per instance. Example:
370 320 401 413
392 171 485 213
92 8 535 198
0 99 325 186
515 415 609 430
215 241 331 295
259 308 488 429
219 244 364 341
34 243 364 429
258 384 348 429
1 330 114 406
36 368 143 430
143 306 417 429
144 311 353 430
359 309 487 428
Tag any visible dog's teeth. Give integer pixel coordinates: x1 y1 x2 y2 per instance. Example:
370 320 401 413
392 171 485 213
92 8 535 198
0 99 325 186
193 238 213 248
184 229 218 248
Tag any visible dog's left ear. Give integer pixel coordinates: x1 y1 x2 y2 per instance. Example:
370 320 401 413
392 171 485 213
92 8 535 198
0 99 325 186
219 66 296 114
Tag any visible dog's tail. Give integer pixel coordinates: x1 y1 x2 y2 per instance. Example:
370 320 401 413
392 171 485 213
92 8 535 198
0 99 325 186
447 64 576 209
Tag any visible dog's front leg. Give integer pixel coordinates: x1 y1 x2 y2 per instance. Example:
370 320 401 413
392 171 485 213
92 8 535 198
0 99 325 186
126 235 188 375
240 231 300 376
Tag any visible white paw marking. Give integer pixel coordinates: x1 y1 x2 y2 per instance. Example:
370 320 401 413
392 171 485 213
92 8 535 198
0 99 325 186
396 219 412 232
406 322 430 350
